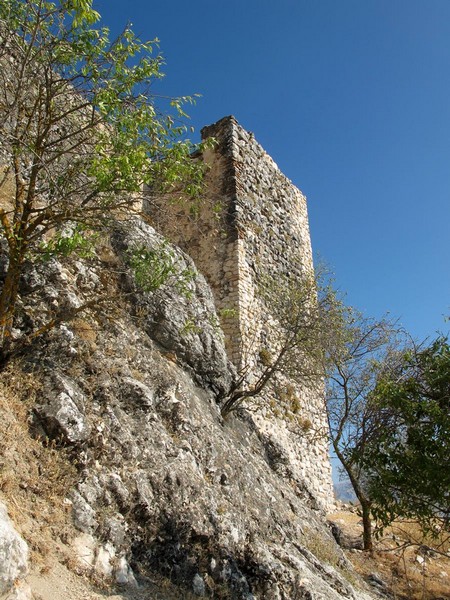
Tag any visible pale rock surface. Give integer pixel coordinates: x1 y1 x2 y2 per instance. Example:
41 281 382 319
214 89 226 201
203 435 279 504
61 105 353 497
3 217 377 599
0 503 29 598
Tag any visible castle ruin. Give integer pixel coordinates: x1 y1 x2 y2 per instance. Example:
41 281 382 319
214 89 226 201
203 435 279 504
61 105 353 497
146 116 334 509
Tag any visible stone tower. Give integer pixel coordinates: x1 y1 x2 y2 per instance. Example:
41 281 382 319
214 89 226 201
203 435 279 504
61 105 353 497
146 116 334 510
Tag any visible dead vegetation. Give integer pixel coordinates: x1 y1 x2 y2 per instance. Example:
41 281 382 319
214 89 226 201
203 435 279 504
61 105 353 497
0 363 78 571
329 506 450 600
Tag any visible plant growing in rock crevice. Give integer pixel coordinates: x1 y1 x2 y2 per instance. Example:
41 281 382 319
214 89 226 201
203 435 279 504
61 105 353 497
126 243 195 296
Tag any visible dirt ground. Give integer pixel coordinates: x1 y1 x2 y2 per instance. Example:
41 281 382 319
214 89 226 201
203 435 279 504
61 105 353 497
328 506 450 600
26 562 187 600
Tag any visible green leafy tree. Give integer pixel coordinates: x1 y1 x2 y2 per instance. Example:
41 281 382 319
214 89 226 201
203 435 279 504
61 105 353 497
324 305 402 551
326 304 450 550
0 0 207 359
361 336 450 534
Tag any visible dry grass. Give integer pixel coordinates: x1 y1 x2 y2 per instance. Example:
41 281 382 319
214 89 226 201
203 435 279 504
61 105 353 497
0 362 78 569
328 507 450 600
70 318 98 345
302 523 343 569
0 165 14 212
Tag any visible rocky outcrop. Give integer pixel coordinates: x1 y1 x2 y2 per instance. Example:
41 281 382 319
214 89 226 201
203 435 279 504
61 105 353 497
0 217 375 599
111 218 234 397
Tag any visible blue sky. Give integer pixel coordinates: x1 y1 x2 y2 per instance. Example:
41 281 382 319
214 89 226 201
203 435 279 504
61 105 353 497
96 0 450 342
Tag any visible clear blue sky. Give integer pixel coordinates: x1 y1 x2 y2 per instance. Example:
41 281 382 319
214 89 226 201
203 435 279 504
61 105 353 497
95 0 450 341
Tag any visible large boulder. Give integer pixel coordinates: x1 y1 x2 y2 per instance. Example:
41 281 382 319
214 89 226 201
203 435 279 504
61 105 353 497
111 218 234 396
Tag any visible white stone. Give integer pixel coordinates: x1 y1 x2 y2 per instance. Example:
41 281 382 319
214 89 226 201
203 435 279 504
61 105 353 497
72 534 120 580
192 573 205 596
0 502 29 595
71 532 96 570
94 542 115 577
230 527 240 544
115 556 138 586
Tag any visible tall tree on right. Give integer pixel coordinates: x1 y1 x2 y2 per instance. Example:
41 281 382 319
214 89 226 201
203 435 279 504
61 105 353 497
325 295 450 550
324 305 401 551
361 336 450 534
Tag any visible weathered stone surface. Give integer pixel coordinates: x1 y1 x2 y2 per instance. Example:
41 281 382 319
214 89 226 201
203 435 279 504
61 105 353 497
35 374 91 444
0 238 8 281
192 573 206 596
111 218 234 397
70 531 137 584
328 520 364 550
68 489 99 534
25 308 370 597
6 216 375 598
0 502 29 595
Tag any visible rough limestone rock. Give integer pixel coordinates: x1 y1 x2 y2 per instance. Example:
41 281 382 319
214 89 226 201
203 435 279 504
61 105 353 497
35 374 91 444
5 217 376 599
111 218 234 397
0 502 29 596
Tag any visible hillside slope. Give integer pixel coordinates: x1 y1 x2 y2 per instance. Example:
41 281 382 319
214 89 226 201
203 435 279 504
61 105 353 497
0 217 377 599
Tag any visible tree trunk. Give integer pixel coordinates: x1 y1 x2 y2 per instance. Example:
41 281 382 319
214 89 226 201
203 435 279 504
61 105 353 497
0 255 24 355
332 444 374 552
360 498 373 552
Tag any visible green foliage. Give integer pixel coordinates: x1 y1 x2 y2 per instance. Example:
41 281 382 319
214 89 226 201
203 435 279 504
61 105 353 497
325 305 450 547
127 244 177 293
0 0 205 200
174 266 196 299
180 319 202 336
360 337 450 533
39 225 97 261
0 0 207 353
218 307 237 320
127 243 195 296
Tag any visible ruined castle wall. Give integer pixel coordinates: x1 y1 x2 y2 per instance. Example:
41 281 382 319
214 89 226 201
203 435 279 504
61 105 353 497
143 121 244 364
223 118 313 368
212 118 333 509
145 116 334 510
